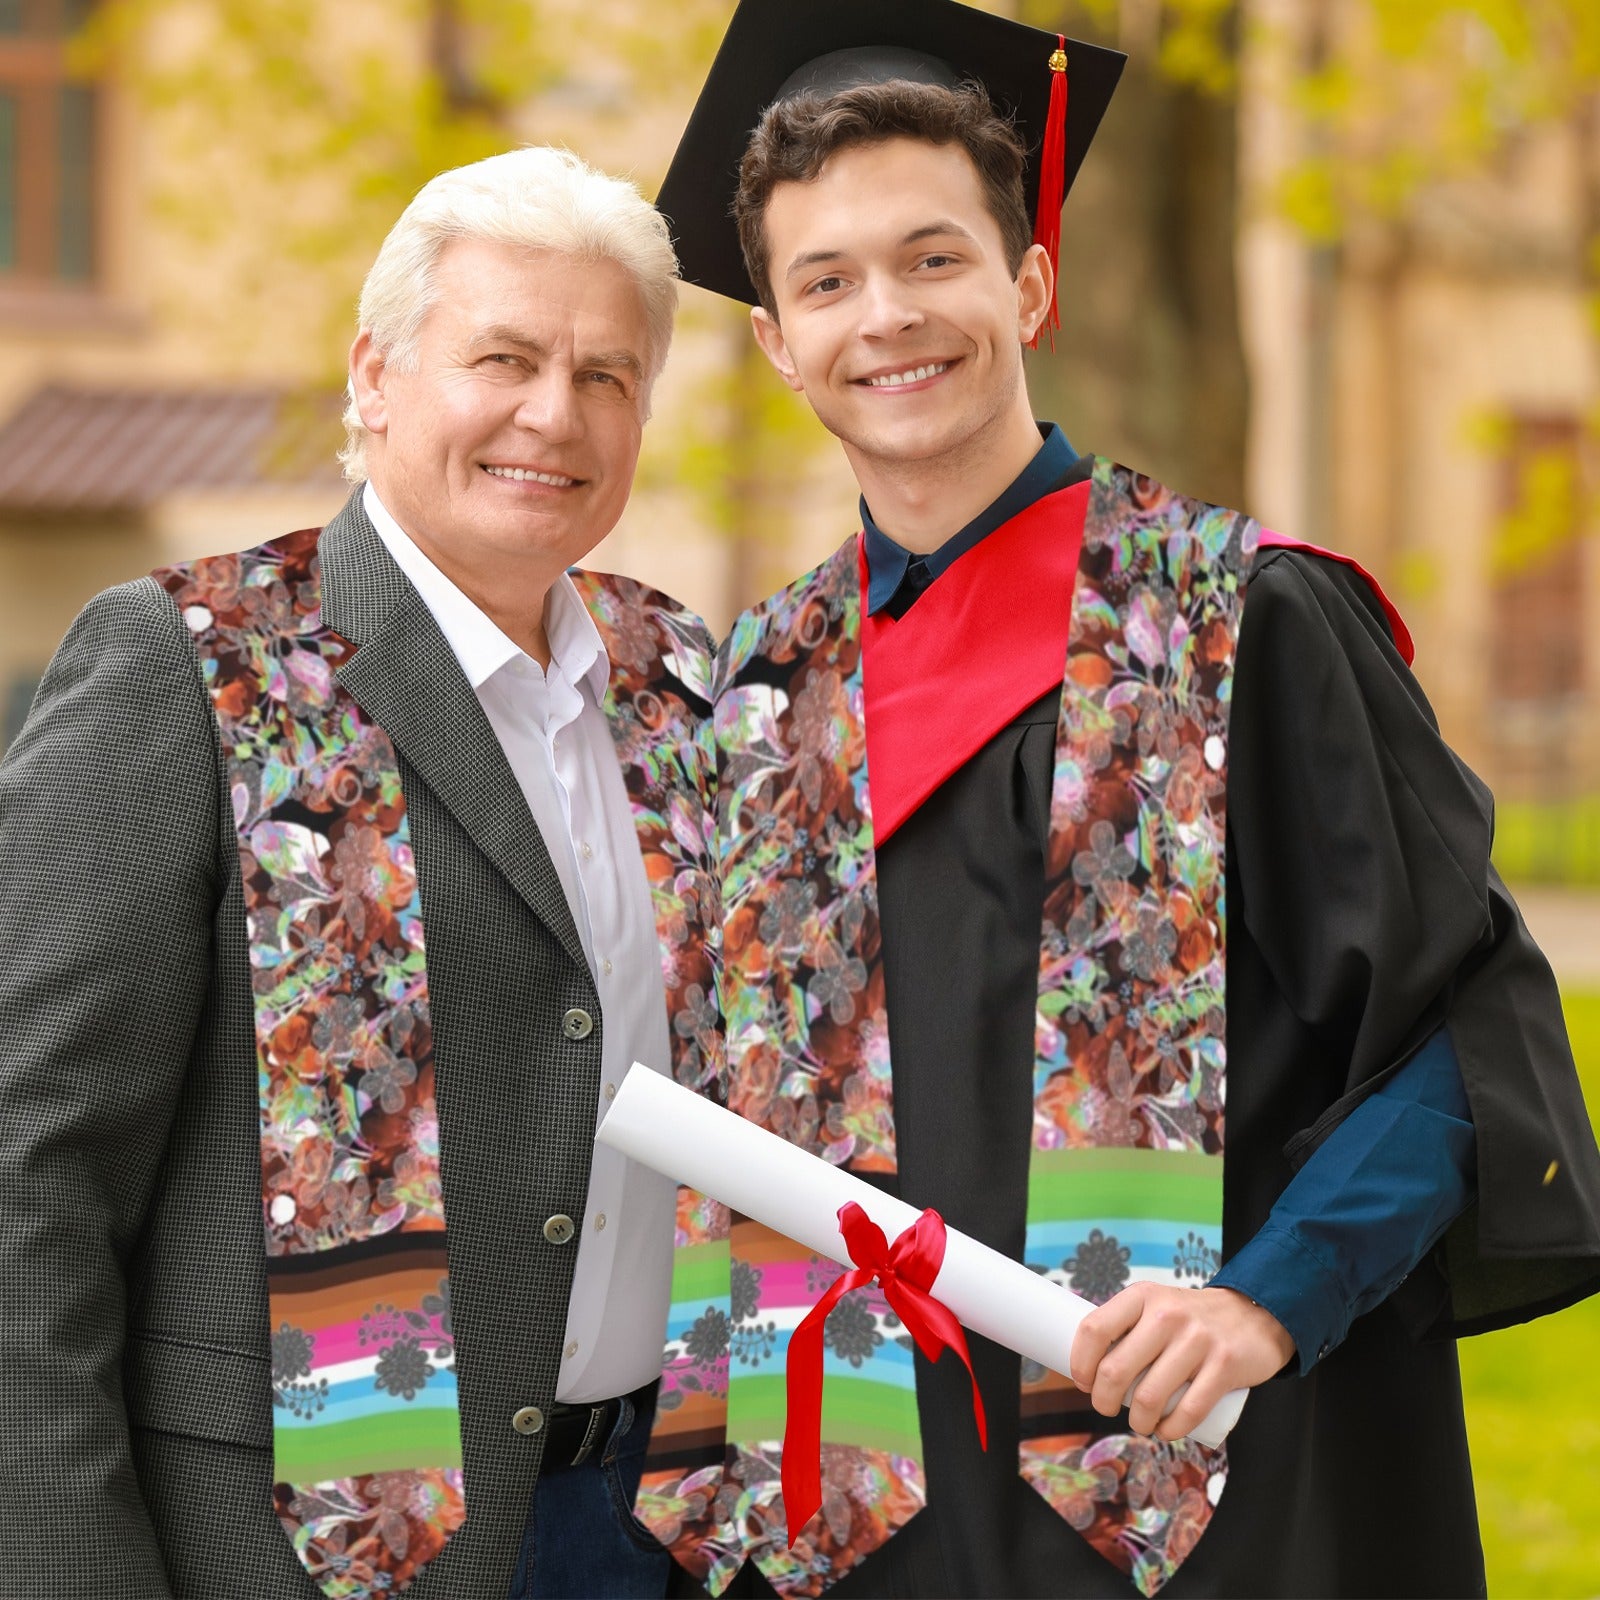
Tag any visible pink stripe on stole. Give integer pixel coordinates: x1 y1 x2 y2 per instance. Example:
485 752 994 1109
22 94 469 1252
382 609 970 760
756 1260 891 1318
306 1317 377 1371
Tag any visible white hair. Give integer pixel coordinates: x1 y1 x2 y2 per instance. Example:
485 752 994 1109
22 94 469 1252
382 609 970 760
340 145 679 482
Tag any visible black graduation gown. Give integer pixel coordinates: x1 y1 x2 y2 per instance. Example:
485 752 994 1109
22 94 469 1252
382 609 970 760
688 545 1600 1600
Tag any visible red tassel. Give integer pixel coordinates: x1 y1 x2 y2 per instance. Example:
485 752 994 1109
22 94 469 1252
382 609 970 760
1029 37 1069 352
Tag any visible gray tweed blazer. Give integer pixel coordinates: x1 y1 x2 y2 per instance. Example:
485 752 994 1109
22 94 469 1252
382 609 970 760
0 494 628 1597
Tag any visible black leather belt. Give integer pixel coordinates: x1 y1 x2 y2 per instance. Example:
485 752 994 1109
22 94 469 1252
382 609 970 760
543 1380 657 1470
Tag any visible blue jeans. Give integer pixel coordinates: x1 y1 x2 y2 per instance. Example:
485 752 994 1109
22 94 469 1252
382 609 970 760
508 1387 672 1599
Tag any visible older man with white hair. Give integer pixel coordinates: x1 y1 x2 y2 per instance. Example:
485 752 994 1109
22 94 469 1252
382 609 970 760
0 147 716 1600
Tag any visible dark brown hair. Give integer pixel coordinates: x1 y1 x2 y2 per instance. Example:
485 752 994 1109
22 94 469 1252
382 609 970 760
735 79 1032 316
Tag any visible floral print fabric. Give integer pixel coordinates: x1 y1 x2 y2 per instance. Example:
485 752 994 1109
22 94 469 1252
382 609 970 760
156 530 463 1599
1021 463 1255 1597
716 544 894 1172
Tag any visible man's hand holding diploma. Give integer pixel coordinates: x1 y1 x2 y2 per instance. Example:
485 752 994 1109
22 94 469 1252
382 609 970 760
1071 1283 1296 1442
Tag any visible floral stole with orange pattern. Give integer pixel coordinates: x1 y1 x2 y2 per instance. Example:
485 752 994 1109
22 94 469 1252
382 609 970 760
154 535 718 1600
635 460 1257 1599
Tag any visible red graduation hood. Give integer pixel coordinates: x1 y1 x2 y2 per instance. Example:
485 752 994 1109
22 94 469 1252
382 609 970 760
1255 530 1415 665
860 481 1089 846
859 496 1413 847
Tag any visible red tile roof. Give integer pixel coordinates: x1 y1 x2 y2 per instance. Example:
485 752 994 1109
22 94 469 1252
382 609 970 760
0 386 347 512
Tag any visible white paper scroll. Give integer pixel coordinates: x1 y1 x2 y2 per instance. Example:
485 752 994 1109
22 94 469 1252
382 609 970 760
597 1062 1246 1449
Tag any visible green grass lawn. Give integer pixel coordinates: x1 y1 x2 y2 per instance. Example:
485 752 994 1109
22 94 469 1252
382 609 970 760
1460 990 1600 1596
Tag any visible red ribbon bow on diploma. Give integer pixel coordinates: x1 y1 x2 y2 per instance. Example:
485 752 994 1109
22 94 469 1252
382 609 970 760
782 1202 988 1547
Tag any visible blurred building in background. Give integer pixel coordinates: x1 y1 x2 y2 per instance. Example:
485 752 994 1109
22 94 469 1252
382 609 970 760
1237 0 1600 881
2 0 1597 880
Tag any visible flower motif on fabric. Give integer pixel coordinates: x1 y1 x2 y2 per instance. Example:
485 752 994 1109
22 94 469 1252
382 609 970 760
1072 820 1137 899
272 1322 315 1384
760 880 820 957
1122 899 1178 983
685 1307 732 1366
823 1295 884 1368
373 1337 434 1402
731 1258 762 1323
1173 1232 1221 1281
1067 1230 1133 1305
272 1322 329 1420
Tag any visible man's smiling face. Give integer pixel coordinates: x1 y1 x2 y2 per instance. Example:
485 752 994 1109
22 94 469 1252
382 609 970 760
751 136 1040 472
356 236 651 585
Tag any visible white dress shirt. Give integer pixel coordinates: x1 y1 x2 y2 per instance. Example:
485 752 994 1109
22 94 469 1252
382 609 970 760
364 483 676 1403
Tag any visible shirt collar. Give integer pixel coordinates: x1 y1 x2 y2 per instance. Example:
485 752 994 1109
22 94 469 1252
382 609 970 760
861 422 1078 616
362 481 608 699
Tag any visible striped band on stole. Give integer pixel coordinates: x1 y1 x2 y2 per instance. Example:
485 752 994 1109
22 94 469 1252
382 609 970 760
269 1233 460 1488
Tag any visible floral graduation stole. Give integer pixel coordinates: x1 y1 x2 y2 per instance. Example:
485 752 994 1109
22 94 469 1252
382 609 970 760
1015 468 1250 1597
155 536 717 1600
636 461 1256 1599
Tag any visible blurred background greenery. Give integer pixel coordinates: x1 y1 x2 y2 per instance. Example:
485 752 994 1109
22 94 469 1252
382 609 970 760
1463 989 1600 1595
2 0 1598 1589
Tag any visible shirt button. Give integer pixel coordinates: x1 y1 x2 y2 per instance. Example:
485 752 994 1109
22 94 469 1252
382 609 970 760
564 1340 579 1360
603 1082 617 1102
561 1007 593 1040
602 958 613 976
544 1214 576 1246
594 1213 607 1232
581 841 594 860
511 1405 545 1435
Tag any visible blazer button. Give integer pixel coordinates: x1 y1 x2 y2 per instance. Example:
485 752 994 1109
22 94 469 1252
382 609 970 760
512 1405 545 1436
561 1007 594 1041
543 1214 576 1245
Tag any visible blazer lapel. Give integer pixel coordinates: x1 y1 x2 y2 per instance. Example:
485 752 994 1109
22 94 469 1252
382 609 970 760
317 492 589 973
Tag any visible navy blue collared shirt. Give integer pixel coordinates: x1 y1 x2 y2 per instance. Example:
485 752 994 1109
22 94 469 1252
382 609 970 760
862 423 1080 617
860 422 1478 1370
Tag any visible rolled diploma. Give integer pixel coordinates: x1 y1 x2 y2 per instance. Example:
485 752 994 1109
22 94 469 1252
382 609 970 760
599 1062 1245 1450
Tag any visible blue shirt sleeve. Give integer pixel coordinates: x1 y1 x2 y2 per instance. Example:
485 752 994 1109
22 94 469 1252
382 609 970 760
1209 1024 1476 1372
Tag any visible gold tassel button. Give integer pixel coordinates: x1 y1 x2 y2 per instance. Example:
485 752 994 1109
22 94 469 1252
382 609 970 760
1049 47 1069 72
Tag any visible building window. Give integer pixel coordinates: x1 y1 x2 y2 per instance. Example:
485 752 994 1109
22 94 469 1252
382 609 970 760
0 0 97 285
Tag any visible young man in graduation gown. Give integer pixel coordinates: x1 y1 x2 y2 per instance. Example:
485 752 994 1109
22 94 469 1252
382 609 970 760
629 3 1600 1597
0 149 717 1599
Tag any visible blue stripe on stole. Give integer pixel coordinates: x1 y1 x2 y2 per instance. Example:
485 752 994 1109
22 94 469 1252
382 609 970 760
1025 1217 1222 1269
739 1324 918 1388
666 1304 715 1344
276 1367 461 1430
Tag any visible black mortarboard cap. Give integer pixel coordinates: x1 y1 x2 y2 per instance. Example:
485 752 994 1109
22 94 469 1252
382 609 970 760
657 0 1127 310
